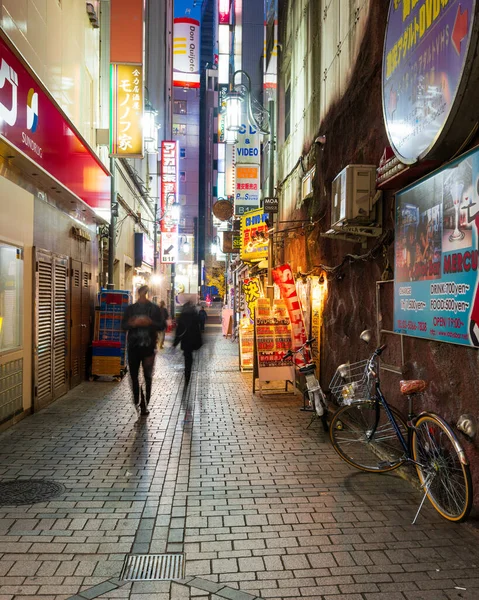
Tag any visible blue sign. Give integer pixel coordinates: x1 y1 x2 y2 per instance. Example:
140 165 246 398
394 145 479 347
383 0 476 164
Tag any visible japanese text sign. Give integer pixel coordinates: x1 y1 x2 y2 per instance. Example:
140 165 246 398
110 64 144 157
160 141 179 264
240 208 269 262
394 145 479 347
272 264 309 366
383 0 476 164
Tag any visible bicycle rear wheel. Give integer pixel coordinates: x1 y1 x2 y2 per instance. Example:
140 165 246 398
411 414 472 522
330 400 407 472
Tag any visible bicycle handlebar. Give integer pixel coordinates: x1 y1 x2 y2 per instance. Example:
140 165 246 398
376 344 387 356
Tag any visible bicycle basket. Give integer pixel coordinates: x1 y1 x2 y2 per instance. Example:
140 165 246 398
329 359 371 405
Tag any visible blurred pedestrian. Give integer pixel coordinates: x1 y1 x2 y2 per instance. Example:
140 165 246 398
122 285 164 415
198 306 207 332
173 301 202 385
157 300 169 349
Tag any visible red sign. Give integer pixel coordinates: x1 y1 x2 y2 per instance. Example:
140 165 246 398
160 141 179 264
219 0 231 23
0 34 110 211
272 264 309 366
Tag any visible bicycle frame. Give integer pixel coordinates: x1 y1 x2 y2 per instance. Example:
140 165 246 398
365 352 410 456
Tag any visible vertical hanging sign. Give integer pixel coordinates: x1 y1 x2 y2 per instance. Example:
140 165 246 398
160 141 179 264
173 0 202 88
110 0 144 158
110 64 144 157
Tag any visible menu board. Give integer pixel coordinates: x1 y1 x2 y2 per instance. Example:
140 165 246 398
255 299 295 381
239 317 254 370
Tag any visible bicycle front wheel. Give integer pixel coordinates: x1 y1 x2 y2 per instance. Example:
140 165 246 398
330 400 407 472
411 414 472 522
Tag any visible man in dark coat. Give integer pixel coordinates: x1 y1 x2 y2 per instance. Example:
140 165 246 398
122 285 164 415
173 301 202 385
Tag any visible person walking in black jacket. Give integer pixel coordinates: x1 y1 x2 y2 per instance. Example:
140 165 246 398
122 285 164 415
173 301 202 385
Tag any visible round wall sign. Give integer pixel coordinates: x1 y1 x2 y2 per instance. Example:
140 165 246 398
212 199 234 221
382 0 479 165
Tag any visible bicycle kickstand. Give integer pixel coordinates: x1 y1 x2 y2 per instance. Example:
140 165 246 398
412 473 434 525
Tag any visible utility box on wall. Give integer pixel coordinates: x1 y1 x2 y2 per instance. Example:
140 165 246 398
331 165 377 226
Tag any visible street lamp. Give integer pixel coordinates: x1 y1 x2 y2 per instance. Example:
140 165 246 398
225 70 275 301
225 70 270 135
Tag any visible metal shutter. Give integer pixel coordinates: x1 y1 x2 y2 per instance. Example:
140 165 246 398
36 252 53 406
70 260 82 387
53 256 68 398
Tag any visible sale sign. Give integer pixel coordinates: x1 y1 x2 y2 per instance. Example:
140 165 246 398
272 264 309 366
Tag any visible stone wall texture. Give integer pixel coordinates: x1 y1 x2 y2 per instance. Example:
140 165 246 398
278 1 479 503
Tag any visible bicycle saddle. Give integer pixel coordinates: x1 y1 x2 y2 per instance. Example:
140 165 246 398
399 380 428 395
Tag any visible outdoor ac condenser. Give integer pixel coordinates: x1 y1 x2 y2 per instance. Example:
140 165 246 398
331 165 377 227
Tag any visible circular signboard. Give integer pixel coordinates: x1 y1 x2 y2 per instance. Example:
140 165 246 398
382 0 479 165
212 199 234 221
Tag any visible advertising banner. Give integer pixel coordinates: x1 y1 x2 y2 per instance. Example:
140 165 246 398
242 277 261 322
173 0 202 88
0 35 110 211
383 0 477 164
236 165 260 216
240 208 269 263
272 264 309 366
394 146 479 347
234 106 261 215
160 141 179 264
110 64 144 157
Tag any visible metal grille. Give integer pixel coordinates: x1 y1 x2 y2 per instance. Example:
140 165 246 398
120 554 185 581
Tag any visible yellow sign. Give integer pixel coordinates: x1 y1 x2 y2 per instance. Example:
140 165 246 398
110 64 144 157
240 208 269 262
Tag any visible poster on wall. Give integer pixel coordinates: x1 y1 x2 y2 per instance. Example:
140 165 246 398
240 209 269 263
394 146 479 347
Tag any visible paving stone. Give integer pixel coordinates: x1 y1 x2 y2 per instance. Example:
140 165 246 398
0 335 478 600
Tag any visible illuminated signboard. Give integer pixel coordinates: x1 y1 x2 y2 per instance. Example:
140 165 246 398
240 208 269 262
394 145 479 348
382 0 478 164
219 0 231 23
110 64 144 157
0 34 110 212
235 165 260 216
160 141 179 264
173 0 202 88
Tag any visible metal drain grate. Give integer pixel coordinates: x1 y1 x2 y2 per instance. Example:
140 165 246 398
120 554 185 581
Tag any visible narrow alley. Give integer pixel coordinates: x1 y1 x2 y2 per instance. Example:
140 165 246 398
0 329 478 600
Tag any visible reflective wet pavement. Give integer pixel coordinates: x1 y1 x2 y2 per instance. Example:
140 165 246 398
0 328 478 599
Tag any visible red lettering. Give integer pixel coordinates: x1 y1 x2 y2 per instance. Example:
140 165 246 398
456 252 463 272
443 255 451 273
452 253 457 272
464 251 471 272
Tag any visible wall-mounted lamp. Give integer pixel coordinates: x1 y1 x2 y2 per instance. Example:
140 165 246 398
144 102 159 154
211 235 221 254
179 235 190 254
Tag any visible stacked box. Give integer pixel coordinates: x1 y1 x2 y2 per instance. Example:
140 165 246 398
91 290 131 377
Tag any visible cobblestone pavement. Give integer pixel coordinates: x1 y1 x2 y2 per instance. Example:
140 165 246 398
0 328 478 600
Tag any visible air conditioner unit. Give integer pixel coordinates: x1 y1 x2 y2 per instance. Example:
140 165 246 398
331 165 377 227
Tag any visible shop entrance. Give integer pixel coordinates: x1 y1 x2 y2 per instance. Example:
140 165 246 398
70 260 92 387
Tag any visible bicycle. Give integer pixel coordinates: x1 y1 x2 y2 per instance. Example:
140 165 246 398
284 338 329 432
328 330 473 524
